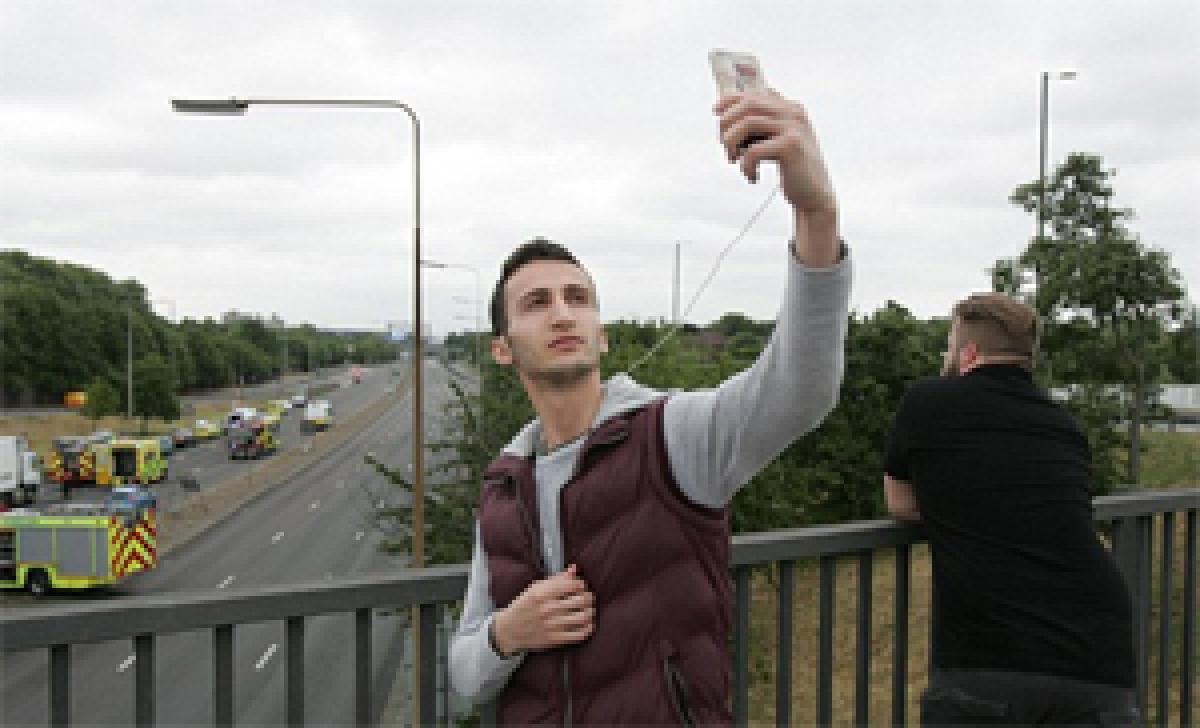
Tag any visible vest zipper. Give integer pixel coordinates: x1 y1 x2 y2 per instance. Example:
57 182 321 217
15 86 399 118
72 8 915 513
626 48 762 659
556 427 627 727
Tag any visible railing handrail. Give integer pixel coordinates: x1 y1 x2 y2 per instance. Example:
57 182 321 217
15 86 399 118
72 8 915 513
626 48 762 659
3 487 1196 654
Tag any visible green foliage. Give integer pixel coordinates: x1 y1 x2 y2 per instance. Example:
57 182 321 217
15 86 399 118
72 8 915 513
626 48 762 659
369 370 507 566
81 376 121 421
0 250 402 406
730 303 945 531
994 153 1189 488
132 354 180 426
391 305 950 563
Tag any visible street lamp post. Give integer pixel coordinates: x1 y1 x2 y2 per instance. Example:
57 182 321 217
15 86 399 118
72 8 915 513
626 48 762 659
1034 70 1077 312
171 97 425 563
424 260 484 419
172 97 430 722
1037 70 1078 240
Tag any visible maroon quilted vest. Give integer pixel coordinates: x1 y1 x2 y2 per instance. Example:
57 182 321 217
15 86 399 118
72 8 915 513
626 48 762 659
478 398 733 726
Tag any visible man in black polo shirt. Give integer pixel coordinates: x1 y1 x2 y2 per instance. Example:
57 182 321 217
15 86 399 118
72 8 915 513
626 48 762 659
883 293 1139 726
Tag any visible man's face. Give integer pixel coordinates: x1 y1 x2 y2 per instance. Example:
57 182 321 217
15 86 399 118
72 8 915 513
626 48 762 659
493 260 606 388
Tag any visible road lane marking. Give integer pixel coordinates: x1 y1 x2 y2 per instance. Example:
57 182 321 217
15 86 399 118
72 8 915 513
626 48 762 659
254 643 279 671
310 500 320 510
217 575 236 589
272 531 285 544
117 654 136 672
355 530 365 541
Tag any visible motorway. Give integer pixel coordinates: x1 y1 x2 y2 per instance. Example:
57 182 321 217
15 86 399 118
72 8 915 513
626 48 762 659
1 358 466 726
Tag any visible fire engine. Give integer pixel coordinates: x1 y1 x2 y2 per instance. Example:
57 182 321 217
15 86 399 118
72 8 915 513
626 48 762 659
0 487 157 596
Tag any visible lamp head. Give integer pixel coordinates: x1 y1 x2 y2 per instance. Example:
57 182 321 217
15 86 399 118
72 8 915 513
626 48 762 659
171 98 250 115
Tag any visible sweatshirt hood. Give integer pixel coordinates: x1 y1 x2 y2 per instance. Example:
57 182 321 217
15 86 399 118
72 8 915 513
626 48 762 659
501 373 663 457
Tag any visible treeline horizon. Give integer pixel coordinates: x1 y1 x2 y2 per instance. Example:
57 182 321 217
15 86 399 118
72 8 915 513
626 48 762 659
0 250 401 408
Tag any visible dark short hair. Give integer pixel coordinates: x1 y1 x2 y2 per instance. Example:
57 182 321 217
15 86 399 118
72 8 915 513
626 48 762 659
951 293 1038 369
490 237 591 336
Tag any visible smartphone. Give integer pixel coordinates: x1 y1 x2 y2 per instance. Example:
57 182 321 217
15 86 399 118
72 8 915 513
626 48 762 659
709 49 768 151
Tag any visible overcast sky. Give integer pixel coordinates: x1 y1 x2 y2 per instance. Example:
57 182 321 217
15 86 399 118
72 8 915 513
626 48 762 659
2 1 1196 335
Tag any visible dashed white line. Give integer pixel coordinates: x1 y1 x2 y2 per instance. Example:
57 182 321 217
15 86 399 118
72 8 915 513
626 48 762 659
355 530 365 541
117 654 136 672
271 531 285 544
310 500 320 510
254 643 279 671
217 575 236 589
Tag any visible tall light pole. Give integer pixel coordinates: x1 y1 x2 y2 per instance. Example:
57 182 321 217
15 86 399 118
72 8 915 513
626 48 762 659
422 259 482 359
422 259 484 406
1034 70 1077 314
171 97 425 567
1037 70 1077 240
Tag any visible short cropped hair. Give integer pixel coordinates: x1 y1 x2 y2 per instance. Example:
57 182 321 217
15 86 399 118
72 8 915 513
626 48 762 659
951 293 1038 370
489 237 592 336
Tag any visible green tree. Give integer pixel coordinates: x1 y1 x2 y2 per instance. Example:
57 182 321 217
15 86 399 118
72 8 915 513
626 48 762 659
81 375 121 421
130 354 180 431
994 153 1187 488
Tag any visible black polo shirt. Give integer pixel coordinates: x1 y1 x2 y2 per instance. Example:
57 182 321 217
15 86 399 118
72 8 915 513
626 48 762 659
884 364 1134 687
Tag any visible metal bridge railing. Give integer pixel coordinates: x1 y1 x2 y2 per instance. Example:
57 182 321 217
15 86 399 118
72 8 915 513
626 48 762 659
2 487 1196 726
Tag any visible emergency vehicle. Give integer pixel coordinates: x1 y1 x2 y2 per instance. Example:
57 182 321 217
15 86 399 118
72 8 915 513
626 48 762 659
301 400 334 432
48 436 95 486
227 421 279 460
99 439 168 486
0 487 157 596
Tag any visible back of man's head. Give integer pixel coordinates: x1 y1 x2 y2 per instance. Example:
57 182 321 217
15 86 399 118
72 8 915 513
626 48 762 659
490 237 591 336
951 293 1038 370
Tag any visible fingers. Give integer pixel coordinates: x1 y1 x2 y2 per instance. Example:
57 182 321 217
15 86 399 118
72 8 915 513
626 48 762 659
542 604 595 646
721 115 787 163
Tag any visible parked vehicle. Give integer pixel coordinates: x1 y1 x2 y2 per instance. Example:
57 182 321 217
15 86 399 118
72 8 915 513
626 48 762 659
301 400 334 432
193 419 220 440
0 487 157 596
224 407 258 434
157 434 175 458
227 421 279 460
47 436 94 486
0 436 41 508
172 428 196 449
106 439 168 486
290 392 307 409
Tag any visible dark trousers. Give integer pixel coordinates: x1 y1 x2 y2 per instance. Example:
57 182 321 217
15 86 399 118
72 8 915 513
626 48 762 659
921 669 1140 726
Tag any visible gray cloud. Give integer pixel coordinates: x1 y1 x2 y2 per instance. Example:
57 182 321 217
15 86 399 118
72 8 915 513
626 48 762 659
2 0 1196 334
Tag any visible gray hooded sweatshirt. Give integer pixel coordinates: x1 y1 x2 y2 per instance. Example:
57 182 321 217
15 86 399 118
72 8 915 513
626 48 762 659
450 246 852 703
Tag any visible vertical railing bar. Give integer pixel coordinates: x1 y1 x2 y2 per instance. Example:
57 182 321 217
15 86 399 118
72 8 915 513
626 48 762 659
49 643 69 727
817 556 835 727
213 624 234 727
286 615 305 726
1158 512 1174 727
134 633 154 727
1182 508 1196 728
733 564 751 726
855 550 872 727
1140 514 1153 715
776 560 795 727
444 609 454 726
927 575 938 682
355 607 371 727
419 603 439 727
891 544 910 727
